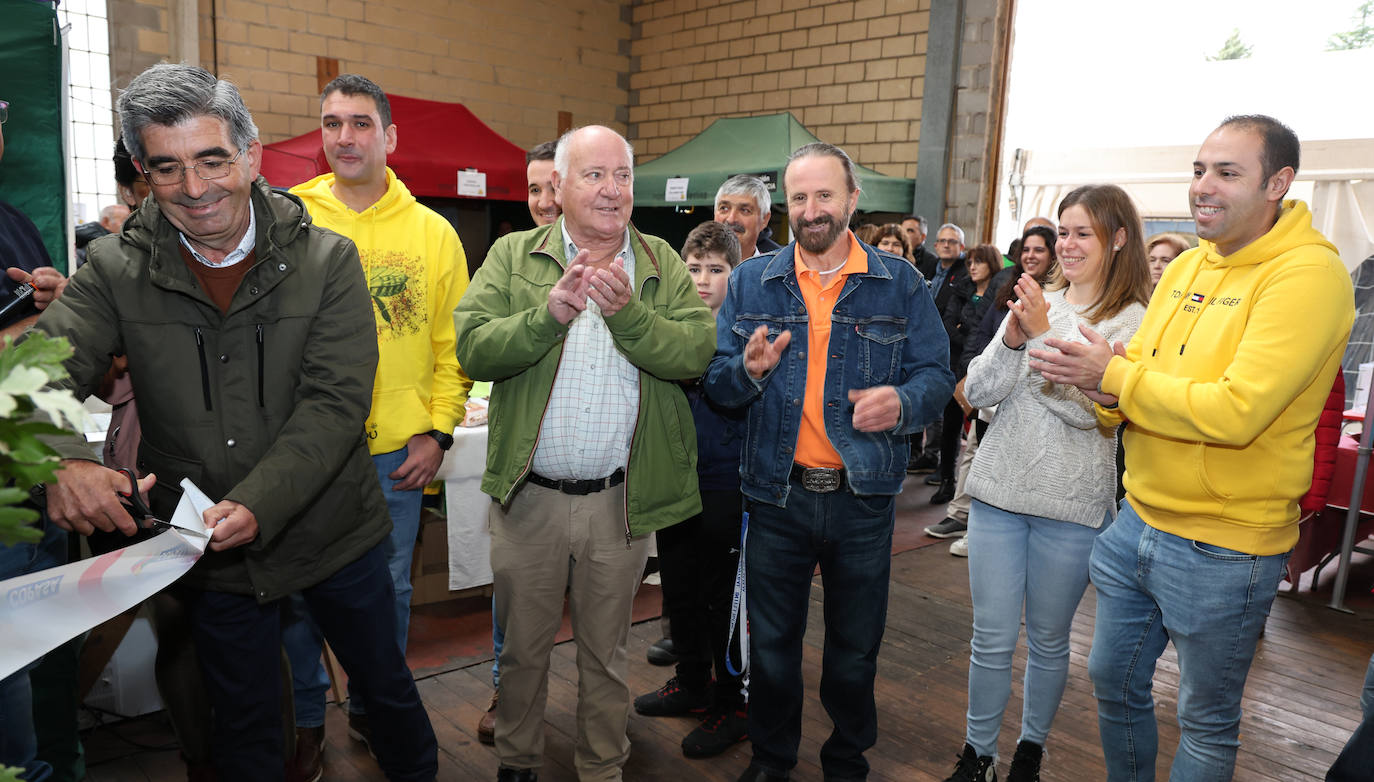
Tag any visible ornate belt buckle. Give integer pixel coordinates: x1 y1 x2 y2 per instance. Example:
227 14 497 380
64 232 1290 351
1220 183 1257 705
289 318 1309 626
801 468 841 493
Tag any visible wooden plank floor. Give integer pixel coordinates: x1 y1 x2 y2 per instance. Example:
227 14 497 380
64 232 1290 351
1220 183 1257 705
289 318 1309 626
82 479 1374 781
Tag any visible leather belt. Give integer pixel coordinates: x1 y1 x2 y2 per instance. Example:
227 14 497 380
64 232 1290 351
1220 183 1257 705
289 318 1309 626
526 468 625 496
790 463 845 493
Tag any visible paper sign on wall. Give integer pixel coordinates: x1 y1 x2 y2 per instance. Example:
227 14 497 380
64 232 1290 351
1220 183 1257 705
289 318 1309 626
665 177 689 202
458 169 487 197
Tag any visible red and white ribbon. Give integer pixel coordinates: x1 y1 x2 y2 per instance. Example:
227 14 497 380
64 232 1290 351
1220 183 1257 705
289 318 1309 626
0 479 214 680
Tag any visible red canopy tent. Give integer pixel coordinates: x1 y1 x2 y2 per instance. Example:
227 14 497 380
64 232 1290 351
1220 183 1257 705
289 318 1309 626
259 94 527 201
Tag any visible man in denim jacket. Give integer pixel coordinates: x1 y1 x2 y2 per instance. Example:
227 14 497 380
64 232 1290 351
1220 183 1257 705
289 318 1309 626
704 142 954 782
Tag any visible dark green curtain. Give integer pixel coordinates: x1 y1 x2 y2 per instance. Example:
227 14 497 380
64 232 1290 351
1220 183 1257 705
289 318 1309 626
0 0 66 272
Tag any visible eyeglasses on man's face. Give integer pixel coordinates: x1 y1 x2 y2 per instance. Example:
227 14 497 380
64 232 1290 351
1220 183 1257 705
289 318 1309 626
142 148 245 186
934 238 961 246
0 101 9 126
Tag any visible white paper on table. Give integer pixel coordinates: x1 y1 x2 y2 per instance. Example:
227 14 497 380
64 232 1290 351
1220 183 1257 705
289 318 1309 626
0 478 215 680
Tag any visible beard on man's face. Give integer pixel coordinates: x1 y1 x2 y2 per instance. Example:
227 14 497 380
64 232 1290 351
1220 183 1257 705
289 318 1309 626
794 213 846 254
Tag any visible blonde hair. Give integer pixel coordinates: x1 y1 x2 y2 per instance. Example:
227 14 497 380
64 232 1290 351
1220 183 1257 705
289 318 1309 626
1146 232 1194 259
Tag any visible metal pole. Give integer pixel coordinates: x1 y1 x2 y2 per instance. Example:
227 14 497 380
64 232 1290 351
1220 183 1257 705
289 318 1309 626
1329 368 1374 612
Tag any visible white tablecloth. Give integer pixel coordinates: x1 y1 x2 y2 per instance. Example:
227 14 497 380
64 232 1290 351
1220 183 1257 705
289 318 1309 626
435 425 492 591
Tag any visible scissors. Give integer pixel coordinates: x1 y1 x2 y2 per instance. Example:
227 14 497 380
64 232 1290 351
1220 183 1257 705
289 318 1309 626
116 467 209 540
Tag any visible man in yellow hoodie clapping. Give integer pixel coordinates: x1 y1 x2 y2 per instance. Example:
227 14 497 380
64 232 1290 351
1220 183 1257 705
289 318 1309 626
1029 115 1354 781
282 74 472 782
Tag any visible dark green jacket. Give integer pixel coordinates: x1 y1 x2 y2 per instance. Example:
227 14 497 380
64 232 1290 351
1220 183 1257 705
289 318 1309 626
453 218 715 536
37 178 389 602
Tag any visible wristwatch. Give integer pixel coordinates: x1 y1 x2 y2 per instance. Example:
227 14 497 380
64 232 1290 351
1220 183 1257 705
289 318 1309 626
425 429 454 450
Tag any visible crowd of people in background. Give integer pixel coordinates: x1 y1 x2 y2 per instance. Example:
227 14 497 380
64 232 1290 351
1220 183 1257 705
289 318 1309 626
0 60 1371 782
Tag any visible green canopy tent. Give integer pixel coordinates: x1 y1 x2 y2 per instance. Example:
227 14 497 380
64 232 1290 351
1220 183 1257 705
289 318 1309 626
633 112 915 214
0 0 66 270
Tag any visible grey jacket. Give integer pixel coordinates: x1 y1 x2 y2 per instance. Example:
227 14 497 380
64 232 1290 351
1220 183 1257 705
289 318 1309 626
36 179 389 602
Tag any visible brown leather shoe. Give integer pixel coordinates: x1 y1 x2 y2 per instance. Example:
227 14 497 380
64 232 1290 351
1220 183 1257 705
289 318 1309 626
286 725 324 782
477 692 498 745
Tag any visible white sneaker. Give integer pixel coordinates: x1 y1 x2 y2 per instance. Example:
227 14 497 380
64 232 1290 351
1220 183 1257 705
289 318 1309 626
949 537 968 557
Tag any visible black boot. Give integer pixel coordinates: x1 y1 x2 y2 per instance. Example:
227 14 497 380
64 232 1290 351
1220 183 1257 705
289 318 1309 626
939 742 994 775
943 743 996 782
1006 740 1043 782
930 478 956 504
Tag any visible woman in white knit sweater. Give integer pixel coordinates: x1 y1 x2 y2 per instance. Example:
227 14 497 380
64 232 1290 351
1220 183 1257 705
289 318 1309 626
942 185 1153 782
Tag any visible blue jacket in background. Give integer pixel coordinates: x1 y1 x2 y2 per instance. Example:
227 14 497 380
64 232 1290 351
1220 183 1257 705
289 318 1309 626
703 240 955 506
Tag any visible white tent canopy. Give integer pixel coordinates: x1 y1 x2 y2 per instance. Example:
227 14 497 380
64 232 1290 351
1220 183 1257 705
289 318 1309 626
999 138 1374 272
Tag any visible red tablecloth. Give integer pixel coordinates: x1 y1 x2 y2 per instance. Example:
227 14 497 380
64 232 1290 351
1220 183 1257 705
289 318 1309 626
1324 435 1374 513
1289 435 1374 583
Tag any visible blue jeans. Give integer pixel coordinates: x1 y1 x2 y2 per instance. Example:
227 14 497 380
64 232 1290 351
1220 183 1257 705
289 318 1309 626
965 499 1103 757
282 446 423 725
491 600 503 688
0 521 67 782
745 480 895 780
1088 501 1288 781
188 542 436 781
1327 653 1374 781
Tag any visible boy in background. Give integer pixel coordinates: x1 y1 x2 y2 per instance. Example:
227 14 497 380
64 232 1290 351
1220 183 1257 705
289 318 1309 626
633 221 749 757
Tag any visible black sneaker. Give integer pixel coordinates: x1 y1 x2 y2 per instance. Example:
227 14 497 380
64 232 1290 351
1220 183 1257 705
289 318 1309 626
943 743 996 782
682 707 747 758
925 516 968 539
634 676 710 716
1006 740 1042 782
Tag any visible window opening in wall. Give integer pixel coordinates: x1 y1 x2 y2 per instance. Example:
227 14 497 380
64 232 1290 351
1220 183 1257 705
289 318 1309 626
59 0 115 232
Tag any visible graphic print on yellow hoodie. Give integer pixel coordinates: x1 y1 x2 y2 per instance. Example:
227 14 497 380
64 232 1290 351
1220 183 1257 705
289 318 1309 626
1098 201 1353 555
292 167 473 454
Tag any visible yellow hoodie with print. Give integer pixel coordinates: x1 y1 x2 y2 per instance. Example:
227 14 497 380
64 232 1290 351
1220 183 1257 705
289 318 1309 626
292 168 472 454
1098 200 1353 555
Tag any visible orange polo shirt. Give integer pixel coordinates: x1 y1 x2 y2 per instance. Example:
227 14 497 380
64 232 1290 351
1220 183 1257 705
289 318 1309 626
793 231 867 469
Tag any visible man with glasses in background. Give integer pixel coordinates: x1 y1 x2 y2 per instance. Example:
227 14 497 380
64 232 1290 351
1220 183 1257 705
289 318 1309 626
28 63 437 781
915 223 971 506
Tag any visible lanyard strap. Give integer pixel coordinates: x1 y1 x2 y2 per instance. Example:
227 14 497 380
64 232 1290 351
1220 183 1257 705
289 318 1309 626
725 510 750 701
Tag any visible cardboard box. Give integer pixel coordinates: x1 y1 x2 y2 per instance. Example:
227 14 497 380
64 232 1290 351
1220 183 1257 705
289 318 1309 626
410 508 453 606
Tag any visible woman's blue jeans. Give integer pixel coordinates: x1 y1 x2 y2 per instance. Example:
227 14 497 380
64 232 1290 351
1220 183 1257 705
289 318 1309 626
964 499 1103 757
1088 500 1288 781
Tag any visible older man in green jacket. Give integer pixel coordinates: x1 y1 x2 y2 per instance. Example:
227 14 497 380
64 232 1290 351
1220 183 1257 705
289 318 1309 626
32 64 435 782
455 125 714 782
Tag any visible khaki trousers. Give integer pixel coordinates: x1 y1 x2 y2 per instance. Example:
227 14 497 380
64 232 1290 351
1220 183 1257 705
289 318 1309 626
490 482 649 781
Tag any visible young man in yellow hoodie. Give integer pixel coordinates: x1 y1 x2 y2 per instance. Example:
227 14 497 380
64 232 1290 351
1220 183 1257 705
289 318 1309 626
281 74 471 782
1030 115 1354 780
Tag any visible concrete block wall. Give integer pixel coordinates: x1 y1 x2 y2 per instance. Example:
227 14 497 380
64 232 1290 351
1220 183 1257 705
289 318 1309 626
627 0 932 179
108 0 633 150
109 0 176 95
